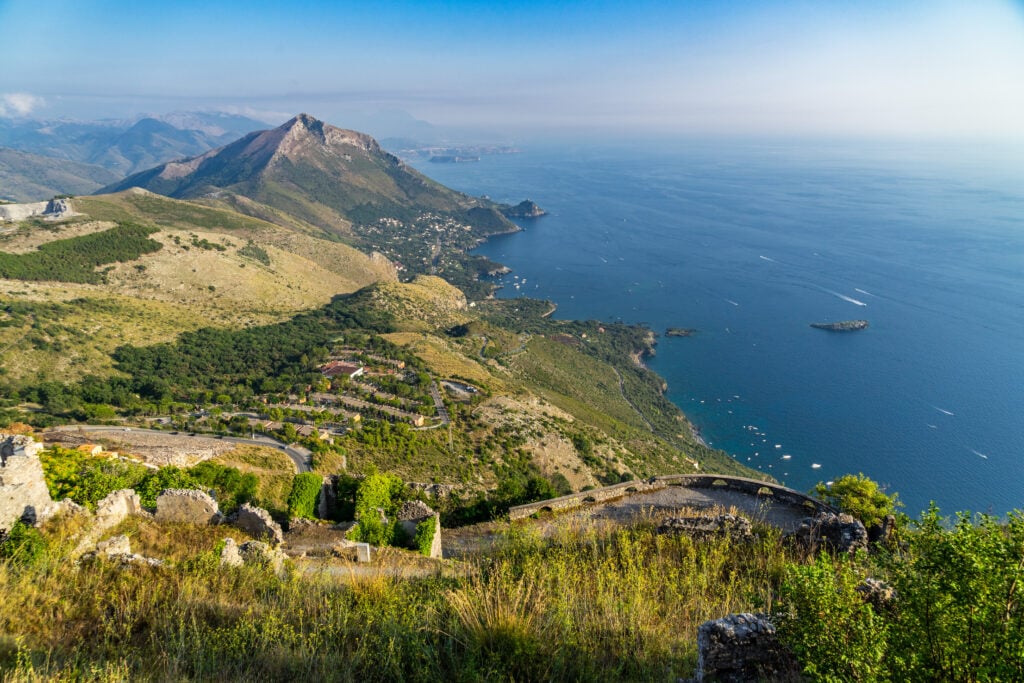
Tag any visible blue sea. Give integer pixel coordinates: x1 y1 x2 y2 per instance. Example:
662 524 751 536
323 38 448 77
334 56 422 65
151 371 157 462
408 139 1024 516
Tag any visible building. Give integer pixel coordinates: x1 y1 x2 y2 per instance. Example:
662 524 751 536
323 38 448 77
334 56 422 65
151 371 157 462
319 360 365 380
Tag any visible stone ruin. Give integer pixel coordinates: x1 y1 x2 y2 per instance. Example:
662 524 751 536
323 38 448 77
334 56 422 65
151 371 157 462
155 489 222 525
234 503 284 546
657 513 754 542
787 512 868 555
1 434 54 533
693 613 800 683
396 499 442 559
220 537 288 576
80 534 163 568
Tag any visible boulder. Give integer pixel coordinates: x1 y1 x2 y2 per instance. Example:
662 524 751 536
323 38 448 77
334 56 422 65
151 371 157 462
72 489 146 557
219 537 244 567
788 512 868 555
695 613 800 682
234 503 284 546
657 514 753 542
239 540 287 576
155 489 221 525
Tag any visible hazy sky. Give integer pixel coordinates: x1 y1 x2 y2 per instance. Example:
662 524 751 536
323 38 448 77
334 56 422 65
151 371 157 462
1 0 1023 139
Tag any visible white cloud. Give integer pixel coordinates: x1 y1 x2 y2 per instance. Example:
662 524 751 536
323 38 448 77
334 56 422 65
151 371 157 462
0 92 46 117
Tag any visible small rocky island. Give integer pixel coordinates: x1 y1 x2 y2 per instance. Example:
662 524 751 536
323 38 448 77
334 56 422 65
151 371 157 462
501 200 547 218
810 320 869 332
665 327 697 337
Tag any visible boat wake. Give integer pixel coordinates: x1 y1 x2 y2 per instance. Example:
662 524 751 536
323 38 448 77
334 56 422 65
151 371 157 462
971 449 989 459
854 288 877 297
725 299 740 307
933 406 955 416
823 288 868 306
759 255 776 262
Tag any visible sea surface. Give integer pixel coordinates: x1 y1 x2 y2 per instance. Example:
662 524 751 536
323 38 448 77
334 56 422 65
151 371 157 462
407 139 1024 516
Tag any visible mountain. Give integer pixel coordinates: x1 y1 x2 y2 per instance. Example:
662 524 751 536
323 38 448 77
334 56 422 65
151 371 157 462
0 112 268 175
101 113 516 238
0 147 120 202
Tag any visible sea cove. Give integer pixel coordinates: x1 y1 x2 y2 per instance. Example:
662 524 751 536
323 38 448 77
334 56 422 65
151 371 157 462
410 139 1024 516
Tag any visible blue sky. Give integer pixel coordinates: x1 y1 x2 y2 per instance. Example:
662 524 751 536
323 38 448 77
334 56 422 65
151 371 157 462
1 0 1022 139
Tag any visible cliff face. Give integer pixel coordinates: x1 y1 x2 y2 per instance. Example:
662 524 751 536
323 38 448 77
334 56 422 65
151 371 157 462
0 435 53 532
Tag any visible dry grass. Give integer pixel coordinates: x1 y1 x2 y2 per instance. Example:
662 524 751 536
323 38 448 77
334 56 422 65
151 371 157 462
212 446 295 516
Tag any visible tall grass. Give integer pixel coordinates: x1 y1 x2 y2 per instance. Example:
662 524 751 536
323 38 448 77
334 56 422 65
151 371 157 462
0 513 793 681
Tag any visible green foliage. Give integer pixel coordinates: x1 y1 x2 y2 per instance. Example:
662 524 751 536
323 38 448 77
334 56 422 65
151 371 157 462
814 473 901 528
0 223 161 283
237 241 271 265
350 471 405 546
39 447 150 510
287 472 322 520
133 466 201 508
39 448 258 512
778 554 888 682
414 517 436 556
188 462 258 514
883 506 1024 682
0 521 47 566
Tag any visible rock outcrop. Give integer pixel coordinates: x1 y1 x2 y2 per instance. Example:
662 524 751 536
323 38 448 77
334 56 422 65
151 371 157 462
501 199 546 218
396 500 442 559
788 512 868 555
0 434 53 532
234 503 283 546
72 489 147 556
694 613 799 682
155 489 221 525
0 197 78 223
657 514 753 542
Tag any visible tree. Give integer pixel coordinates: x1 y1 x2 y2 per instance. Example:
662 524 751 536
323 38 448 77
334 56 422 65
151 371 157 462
814 473 901 528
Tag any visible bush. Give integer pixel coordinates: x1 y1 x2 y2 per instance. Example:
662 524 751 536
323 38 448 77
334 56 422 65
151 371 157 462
414 517 436 556
814 473 901 528
884 506 1024 682
777 554 888 682
350 471 405 546
287 472 322 520
0 521 47 565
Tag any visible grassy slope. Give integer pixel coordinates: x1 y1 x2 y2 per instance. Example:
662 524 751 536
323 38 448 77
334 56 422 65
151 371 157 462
0 192 394 384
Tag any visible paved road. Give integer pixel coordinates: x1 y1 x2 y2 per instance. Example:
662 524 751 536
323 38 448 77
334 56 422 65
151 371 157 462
43 425 312 473
429 382 450 425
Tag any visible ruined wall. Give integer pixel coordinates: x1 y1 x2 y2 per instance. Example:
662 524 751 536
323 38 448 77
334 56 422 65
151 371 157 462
0 435 53 532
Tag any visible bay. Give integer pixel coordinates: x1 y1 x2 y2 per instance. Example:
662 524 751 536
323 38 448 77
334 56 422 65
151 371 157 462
408 139 1024 516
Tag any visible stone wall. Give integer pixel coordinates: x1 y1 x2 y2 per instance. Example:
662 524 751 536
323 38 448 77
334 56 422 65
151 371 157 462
0 435 53 532
396 500 443 558
155 489 221 525
507 474 836 521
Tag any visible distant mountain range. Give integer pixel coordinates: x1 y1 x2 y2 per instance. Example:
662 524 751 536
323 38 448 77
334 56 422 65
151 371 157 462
0 111 268 177
0 148 119 202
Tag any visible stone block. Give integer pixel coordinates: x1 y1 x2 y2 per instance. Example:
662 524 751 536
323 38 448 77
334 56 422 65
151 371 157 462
696 613 800 682
155 489 221 525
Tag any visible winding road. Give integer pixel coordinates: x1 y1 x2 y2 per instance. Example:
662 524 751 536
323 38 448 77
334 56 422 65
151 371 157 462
43 425 312 473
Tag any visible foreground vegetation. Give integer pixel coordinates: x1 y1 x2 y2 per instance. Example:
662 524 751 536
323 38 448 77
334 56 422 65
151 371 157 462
1 497 1021 682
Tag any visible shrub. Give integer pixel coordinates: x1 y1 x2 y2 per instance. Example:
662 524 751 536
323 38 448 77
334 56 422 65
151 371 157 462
350 471 405 546
287 473 322 520
0 521 47 566
414 517 436 556
777 554 888 682
884 506 1024 682
814 473 901 528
